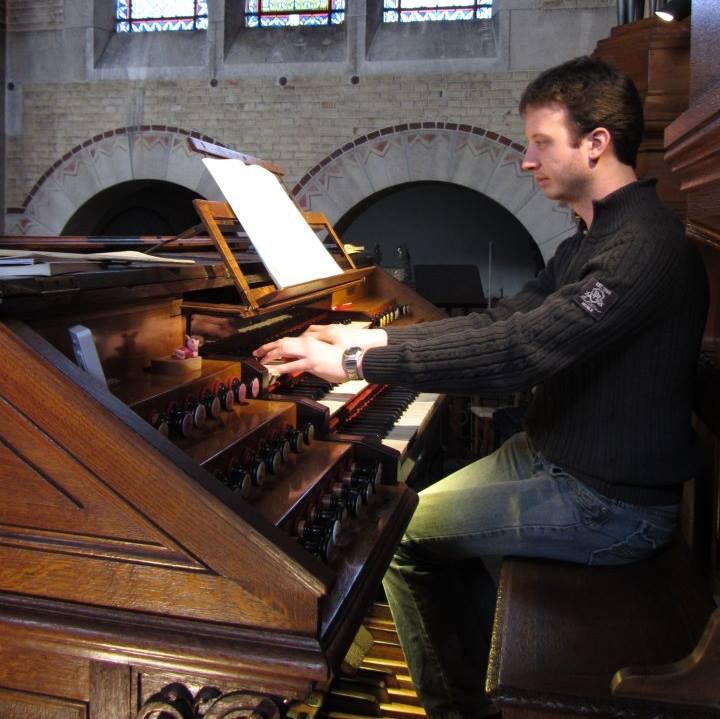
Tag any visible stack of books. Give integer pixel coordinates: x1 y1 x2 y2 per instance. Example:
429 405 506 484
0 257 95 277
0 250 196 278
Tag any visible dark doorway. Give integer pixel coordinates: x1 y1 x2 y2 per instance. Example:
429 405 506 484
62 180 201 236
336 182 543 305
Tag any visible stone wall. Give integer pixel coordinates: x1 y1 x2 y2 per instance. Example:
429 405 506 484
5 72 534 210
7 0 63 31
3 0 617 233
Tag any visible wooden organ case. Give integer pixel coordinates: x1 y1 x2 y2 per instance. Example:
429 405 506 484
0 191 445 717
665 0 720 594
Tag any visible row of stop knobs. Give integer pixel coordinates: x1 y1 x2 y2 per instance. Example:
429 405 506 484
214 422 316 496
373 304 411 328
296 460 383 564
149 376 261 438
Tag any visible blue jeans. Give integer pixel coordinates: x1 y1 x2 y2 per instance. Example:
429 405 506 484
382 432 679 719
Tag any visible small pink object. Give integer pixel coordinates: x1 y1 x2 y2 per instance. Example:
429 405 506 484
173 335 200 360
185 334 200 357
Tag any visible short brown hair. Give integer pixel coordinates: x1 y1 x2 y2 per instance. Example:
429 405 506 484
519 56 644 168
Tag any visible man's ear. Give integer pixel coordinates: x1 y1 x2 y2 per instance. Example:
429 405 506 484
587 127 612 163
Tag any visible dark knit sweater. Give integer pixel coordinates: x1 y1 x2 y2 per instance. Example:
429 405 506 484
362 180 709 505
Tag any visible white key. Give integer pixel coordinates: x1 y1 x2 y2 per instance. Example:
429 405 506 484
382 393 440 453
316 379 369 415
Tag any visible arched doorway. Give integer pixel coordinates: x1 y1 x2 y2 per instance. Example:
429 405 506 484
293 123 576 266
5 127 224 236
338 181 542 306
63 180 201 236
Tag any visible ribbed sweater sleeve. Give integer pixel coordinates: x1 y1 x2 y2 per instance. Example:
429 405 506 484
365 233 671 393
384 251 563 345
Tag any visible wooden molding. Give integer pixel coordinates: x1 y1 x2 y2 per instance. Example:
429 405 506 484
0 592 325 698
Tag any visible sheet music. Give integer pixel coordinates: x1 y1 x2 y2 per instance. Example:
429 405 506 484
202 158 342 288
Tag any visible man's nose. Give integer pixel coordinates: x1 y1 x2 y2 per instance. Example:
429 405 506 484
521 148 538 171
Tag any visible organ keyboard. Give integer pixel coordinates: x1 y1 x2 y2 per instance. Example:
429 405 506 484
0 211 446 717
278 376 444 484
190 301 446 485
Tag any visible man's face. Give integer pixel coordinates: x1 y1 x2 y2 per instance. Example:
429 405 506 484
522 103 592 205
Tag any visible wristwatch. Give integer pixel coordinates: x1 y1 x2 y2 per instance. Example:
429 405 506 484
341 346 365 381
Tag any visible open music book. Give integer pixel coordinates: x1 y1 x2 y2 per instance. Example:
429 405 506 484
202 158 342 288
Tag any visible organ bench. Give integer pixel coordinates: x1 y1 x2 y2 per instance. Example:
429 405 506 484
486 536 719 718
485 355 720 719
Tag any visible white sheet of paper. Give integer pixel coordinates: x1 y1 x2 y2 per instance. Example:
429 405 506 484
203 158 342 288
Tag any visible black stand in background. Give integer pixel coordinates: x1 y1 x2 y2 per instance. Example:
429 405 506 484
413 264 486 316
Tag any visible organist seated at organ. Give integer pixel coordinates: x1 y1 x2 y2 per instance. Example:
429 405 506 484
253 56 710 719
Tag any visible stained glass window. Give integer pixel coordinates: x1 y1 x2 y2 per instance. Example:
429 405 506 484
116 1 208 32
245 0 345 27
383 0 491 23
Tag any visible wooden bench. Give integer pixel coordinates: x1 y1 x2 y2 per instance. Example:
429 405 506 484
485 313 720 718
486 365 720 719
486 525 719 718
480 301 720 718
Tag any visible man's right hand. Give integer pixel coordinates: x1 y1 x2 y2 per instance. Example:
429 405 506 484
303 323 388 350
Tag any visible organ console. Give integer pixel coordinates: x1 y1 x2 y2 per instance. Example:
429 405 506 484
0 188 446 717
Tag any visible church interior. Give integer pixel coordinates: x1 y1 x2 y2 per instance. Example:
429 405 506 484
1 0 720 717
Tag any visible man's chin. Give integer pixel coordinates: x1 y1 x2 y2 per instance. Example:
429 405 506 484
541 186 571 204
540 186 560 200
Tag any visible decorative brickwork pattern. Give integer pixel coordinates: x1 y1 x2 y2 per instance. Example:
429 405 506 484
5 71 576 259
7 0 63 30
6 73 532 213
6 126 227 236
293 124 575 262
7 121 574 263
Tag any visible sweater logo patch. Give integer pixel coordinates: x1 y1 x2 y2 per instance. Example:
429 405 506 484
574 280 616 320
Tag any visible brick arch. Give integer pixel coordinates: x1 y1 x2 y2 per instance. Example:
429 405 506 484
292 123 575 263
6 127 229 236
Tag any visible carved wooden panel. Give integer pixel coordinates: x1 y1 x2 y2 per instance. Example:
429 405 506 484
136 683 279 719
0 689 86 719
0 320 324 630
665 0 720 595
89 663 132 719
0 645 89 702
0 397 199 567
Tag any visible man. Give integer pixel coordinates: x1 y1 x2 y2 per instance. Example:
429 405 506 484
254 57 708 719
